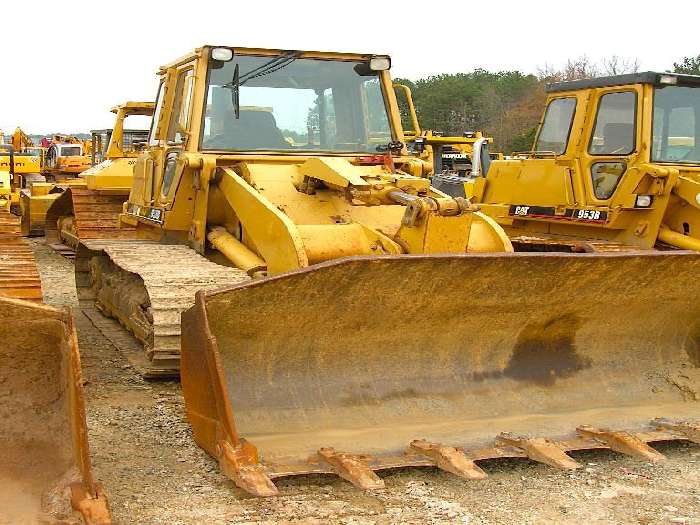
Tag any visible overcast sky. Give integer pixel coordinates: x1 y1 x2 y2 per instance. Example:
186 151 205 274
2 0 698 133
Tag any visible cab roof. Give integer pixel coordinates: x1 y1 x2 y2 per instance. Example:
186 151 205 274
547 71 700 93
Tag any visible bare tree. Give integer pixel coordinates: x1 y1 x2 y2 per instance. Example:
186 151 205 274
601 55 640 75
537 55 600 82
537 55 641 82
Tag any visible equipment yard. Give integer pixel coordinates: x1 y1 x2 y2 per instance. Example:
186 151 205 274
31 239 700 525
3 4 700 523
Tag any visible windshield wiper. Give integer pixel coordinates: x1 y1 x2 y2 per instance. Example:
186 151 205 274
223 51 301 119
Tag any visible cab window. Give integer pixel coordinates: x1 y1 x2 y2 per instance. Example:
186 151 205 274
591 161 626 199
168 69 195 144
652 86 700 163
535 97 577 154
148 82 165 146
588 91 636 155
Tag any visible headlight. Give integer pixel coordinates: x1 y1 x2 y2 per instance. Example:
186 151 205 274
635 195 653 208
369 56 391 71
658 74 678 85
211 47 233 62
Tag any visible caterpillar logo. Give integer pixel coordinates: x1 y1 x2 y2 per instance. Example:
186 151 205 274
509 204 609 223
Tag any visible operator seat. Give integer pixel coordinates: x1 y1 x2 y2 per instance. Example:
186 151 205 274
601 123 634 154
207 110 289 150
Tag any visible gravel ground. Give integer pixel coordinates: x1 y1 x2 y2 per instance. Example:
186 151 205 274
30 239 700 525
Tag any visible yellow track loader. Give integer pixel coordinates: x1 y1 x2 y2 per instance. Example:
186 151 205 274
44 101 154 254
74 46 699 497
435 72 700 252
0 297 111 524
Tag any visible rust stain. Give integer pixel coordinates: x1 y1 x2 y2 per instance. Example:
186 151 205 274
503 313 591 386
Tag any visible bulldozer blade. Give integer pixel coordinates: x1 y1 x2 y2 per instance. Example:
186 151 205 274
0 297 111 523
181 251 700 495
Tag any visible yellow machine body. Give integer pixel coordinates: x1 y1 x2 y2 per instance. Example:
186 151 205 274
0 145 24 234
43 135 93 179
0 170 12 209
71 46 699 497
9 127 44 175
393 83 501 182
122 48 510 263
0 297 111 524
458 72 700 252
0 152 42 176
20 182 61 236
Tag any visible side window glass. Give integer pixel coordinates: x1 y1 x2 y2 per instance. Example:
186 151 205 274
148 82 165 146
591 161 626 199
168 70 195 144
535 97 577 154
161 151 179 197
589 91 636 155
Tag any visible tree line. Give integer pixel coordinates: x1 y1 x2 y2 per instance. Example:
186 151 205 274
394 54 700 154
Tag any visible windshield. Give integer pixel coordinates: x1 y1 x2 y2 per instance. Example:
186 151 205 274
201 54 392 153
652 86 700 164
60 146 82 156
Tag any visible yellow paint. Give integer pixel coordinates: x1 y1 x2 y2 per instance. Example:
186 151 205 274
460 80 700 250
121 45 512 276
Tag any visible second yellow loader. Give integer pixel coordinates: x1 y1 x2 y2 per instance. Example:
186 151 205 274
44 101 155 256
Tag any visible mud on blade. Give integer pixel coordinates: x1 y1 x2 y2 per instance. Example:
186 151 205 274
181 252 700 496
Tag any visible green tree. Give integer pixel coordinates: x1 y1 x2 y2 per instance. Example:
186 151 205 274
393 70 539 152
673 55 700 75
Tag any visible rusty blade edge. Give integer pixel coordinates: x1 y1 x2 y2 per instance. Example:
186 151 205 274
262 429 693 479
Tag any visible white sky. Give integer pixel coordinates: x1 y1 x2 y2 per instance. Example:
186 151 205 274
2 0 698 133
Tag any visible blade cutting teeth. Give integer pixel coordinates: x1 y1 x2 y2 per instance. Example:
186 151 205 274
496 433 582 470
577 425 666 462
410 439 487 480
652 418 700 444
318 448 385 490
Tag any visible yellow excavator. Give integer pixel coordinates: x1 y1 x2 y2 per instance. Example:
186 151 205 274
426 72 700 253
10 127 45 177
71 46 699 497
0 129 44 210
43 135 92 180
42 101 154 252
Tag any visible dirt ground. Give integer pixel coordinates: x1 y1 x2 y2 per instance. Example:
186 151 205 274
30 239 700 525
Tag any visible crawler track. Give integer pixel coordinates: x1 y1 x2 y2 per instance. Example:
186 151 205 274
45 186 151 258
76 240 248 377
0 208 43 301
